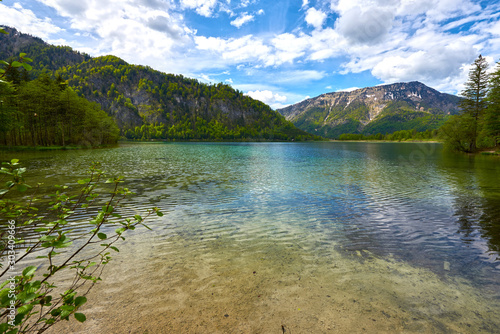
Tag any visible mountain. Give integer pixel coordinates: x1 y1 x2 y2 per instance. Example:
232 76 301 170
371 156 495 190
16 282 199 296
0 28 317 141
277 81 461 138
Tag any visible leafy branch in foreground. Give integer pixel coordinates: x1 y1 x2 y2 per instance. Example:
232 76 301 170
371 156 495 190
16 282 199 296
0 159 162 333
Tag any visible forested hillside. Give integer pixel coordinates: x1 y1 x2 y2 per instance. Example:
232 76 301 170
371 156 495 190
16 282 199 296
0 27 317 142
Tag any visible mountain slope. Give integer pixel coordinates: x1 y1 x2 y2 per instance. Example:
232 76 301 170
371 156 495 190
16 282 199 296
0 28 316 141
277 82 461 138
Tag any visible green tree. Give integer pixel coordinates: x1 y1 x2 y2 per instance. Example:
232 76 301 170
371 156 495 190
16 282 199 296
484 59 500 147
440 114 476 153
459 55 489 151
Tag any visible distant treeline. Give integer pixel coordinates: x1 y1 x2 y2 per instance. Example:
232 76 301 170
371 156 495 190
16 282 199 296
0 72 119 147
338 129 439 141
122 120 315 141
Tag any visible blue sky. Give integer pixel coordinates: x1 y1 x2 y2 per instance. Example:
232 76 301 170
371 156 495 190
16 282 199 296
1 0 500 109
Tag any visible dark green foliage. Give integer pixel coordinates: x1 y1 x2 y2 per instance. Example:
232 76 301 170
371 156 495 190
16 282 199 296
0 74 119 147
484 61 500 147
440 114 477 152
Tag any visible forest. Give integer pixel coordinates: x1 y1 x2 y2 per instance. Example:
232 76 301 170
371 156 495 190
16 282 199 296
0 70 119 147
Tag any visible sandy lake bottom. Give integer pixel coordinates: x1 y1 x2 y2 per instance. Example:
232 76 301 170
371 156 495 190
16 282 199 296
46 231 500 334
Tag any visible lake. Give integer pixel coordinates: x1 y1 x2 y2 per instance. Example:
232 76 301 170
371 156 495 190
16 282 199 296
3 142 500 333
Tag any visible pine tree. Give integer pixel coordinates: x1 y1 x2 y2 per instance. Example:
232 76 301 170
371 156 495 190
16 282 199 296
484 60 500 147
459 55 489 151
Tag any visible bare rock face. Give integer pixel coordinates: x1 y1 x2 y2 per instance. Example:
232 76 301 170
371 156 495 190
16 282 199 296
277 81 461 138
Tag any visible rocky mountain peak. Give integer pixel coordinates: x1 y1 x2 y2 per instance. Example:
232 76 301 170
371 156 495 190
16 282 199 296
277 81 461 138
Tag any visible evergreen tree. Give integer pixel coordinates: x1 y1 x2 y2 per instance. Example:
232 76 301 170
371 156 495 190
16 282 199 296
484 59 500 147
459 55 489 151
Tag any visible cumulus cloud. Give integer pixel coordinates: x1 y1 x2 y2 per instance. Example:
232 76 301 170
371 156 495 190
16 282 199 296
370 45 476 84
230 13 255 28
335 6 394 45
146 16 183 39
305 8 327 29
195 35 272 65
245 90 287 109
180 0 218 17
0 3 63 39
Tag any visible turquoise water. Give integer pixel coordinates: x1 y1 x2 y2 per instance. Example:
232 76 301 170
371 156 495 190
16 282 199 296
3 142 500 332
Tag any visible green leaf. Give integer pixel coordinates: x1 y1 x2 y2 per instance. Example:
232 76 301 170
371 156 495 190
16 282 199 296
110 246 119 252
22 266 37 277
17 304 34 315
19 53 27 57
74 313 86 322
16 184 28 192
115 227 126 235
97 232 107 240
50 309 61 317
77 178 91 184
10 159 19 164
22 63 32 71
75 296 87 307
23 57 33 63
60 305 75 312
11 61 22 68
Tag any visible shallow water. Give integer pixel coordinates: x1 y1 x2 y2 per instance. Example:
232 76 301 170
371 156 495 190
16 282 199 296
2 142 500 333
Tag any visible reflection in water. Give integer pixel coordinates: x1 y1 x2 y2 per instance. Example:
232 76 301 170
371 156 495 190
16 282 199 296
440 152 500 257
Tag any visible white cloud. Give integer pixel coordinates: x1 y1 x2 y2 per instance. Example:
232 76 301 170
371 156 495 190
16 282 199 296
245 90 287 109
195 35 272 65
180 0 218 17
305 8 327 29
230 13 255 28
0 3 63 39
335 6 394 45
